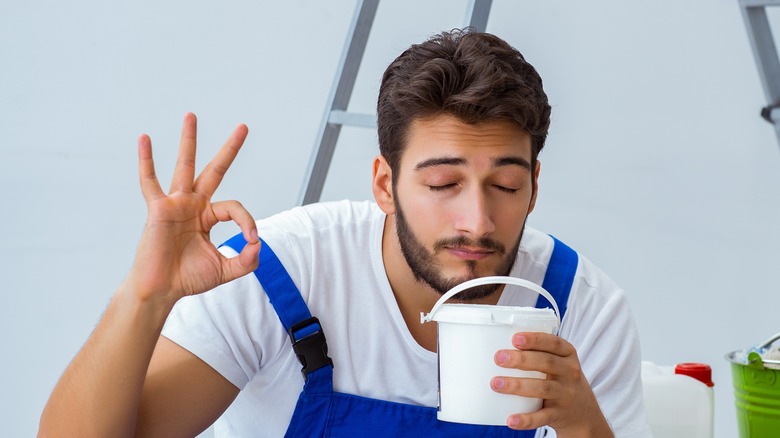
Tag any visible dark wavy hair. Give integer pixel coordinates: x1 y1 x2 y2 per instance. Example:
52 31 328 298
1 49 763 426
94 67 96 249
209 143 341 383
377 29 551 181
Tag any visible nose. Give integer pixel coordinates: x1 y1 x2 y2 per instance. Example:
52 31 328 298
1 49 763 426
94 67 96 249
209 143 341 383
454 186 496 238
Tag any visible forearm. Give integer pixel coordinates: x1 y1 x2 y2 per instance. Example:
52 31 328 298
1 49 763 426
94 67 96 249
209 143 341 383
39 283 175 438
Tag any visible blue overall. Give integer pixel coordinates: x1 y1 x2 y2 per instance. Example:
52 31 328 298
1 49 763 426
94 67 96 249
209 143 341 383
221 233 578 437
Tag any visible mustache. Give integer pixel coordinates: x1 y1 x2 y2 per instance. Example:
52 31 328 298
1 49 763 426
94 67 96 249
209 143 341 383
433 235 506 255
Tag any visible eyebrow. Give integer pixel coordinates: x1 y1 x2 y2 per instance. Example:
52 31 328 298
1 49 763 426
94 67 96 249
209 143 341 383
494 156 532 170
414 157 465 170
414 156 531 171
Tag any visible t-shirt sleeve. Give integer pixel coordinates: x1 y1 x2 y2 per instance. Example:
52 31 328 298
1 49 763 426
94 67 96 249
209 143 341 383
161 246 288 390
560 274 652 437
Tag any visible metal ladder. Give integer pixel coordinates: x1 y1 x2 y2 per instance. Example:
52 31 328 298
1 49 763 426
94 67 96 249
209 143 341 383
740 0 780 148
298 0 495 205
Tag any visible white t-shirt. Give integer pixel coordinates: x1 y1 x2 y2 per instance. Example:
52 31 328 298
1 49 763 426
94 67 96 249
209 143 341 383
162 200 651 437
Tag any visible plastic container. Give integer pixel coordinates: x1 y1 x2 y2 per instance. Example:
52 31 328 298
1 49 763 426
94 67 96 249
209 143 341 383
420 276 560 425
641 361 714 438
726 332 780 438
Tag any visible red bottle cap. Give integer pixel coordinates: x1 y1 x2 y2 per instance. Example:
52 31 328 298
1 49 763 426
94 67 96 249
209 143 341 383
675 363 714 387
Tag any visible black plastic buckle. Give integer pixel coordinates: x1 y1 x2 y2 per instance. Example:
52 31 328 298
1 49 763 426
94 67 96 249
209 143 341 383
288 316 333 380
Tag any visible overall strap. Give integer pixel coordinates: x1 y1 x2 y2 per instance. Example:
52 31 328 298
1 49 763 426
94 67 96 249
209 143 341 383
536 235 579 322
220 234 333 390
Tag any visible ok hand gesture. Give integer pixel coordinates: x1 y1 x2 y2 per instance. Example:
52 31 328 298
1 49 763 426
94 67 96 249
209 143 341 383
126 113 260 306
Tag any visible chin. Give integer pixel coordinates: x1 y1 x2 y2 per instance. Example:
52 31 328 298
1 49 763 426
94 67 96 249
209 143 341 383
447 264 498 280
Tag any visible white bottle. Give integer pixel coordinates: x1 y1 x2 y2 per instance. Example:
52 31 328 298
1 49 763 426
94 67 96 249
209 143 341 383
641 361 714 438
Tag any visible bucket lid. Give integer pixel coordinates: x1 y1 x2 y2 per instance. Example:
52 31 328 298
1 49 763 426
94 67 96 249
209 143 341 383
420 276 561 329
432 303 558 327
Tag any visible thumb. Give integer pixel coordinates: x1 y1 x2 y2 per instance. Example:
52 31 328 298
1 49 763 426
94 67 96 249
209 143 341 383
223 239 261 283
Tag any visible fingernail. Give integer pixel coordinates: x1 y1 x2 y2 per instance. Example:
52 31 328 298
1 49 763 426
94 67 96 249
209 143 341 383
508 416 521 427
251 229 258 241
492 377 505 390
513 334 527 347
496 351 509 365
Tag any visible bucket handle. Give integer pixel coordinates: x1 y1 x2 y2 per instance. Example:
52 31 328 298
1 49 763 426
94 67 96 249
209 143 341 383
759 332 780 350
420 276 561 329
749 332 780 368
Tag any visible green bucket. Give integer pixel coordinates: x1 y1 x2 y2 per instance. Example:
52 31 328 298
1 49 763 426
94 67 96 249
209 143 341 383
726 333 780 438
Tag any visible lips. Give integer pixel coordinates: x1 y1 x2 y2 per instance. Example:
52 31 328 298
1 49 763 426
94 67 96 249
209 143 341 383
445 246 494 261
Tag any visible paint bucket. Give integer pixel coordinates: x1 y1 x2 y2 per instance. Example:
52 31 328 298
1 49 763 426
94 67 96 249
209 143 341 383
725 332 780 438
420 276 560 425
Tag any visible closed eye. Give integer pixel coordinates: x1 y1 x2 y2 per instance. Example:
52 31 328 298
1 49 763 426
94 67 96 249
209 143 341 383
429 183 458 192
494 185 519 194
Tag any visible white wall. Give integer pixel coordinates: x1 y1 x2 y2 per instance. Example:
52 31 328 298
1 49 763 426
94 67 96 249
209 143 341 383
2 1 778 436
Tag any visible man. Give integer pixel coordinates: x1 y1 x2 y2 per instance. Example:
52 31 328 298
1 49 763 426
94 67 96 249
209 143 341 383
40 29 650 437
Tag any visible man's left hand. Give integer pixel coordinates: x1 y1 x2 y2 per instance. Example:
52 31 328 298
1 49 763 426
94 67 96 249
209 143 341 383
491 332 614 437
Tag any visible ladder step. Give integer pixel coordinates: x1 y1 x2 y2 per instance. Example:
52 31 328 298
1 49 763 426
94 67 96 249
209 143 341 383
328 110 377 128
741 0 780 6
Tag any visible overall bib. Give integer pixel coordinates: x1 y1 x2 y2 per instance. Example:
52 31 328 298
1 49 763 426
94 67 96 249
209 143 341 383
221 233 578 438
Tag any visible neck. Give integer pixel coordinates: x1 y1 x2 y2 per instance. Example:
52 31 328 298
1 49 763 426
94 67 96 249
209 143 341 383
381 214 501 352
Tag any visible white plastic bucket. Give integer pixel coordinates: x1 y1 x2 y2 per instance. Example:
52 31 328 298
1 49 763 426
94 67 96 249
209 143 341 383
420 276 561 425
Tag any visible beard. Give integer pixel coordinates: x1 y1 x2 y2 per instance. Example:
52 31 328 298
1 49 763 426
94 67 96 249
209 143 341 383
394 197 525 301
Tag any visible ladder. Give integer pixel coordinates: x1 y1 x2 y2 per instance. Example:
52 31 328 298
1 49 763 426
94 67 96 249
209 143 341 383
298 0 494 205
740 0 780 148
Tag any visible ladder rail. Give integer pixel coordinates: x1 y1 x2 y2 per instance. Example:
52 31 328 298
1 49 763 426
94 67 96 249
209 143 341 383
298 0 380 205
739 0 780 147
465 0 493 31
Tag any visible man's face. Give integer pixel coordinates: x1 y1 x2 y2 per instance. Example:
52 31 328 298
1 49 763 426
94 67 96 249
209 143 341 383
391 114 539 300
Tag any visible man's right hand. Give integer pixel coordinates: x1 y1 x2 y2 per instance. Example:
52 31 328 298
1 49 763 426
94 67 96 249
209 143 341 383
39 113 256 438
126 112 260 306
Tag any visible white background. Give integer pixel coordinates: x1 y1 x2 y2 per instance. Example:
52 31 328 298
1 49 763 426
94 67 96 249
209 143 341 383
2 1 779 436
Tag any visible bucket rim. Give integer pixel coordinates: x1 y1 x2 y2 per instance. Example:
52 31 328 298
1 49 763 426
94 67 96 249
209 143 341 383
433 303 559 326
724 349 780 368
725 350 745 365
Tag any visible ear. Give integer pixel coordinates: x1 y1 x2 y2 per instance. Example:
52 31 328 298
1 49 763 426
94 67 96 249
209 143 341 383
372 155 396 215
528 160 541 213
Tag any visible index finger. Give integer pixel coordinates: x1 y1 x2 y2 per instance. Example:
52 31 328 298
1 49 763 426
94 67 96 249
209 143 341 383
512 332 574 357
193 123 249 197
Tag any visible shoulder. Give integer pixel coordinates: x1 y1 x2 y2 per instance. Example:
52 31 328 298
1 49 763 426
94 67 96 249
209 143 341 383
256 200 382 239
525 232 636 352
247 200 386 299
253 199 383 256
520 227 624 299
514 228 629 321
